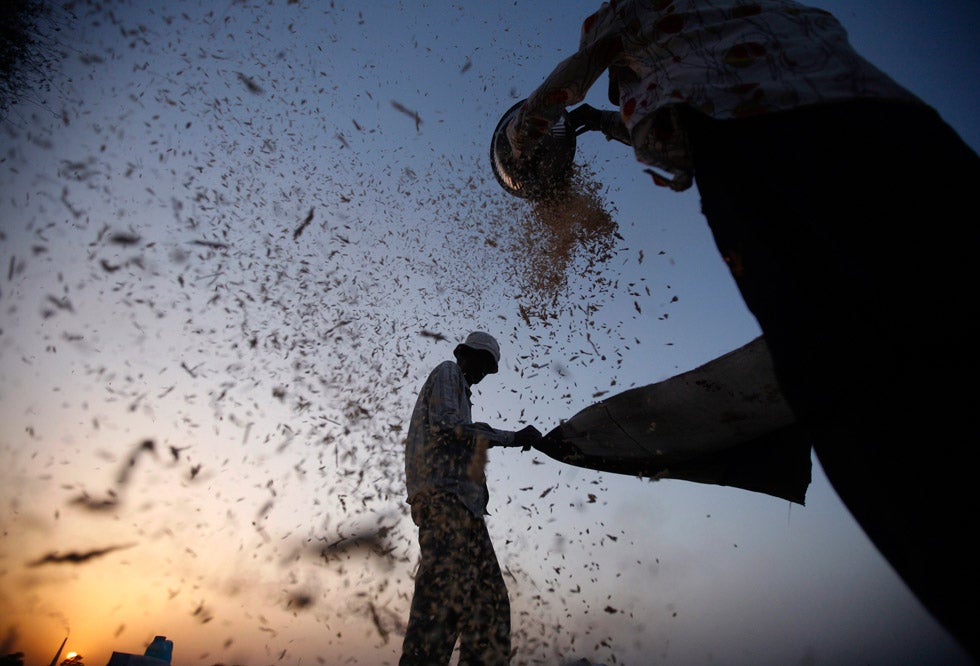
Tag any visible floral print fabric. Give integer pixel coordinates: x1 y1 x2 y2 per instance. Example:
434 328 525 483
508 0 921 190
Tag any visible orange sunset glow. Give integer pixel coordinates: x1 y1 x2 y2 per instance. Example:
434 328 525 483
3 1 979 665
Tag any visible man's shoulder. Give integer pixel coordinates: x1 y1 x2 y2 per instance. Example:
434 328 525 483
417 359 462 392
429 359 460 378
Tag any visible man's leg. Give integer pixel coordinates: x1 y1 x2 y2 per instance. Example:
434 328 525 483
400 494 470 666
458 513 511 666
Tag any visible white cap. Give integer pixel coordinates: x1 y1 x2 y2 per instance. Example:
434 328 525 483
454 331 500 373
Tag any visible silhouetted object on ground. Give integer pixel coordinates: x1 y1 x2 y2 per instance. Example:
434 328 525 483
143 636 172 664
105 653 167 666
106 635 173 666
47 634 66 666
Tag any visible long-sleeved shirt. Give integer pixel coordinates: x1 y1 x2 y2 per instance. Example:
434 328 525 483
404 360 515 517
508 0 921 190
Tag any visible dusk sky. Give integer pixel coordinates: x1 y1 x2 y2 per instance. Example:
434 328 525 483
2 1 978 665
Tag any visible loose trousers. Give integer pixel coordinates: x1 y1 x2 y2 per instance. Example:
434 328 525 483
400 492 511 666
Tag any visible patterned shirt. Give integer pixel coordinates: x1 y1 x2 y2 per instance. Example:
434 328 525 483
508 0 921 190
404 360 515 517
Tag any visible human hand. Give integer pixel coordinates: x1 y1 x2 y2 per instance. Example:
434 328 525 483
566 103 603 133
513 425 543 451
